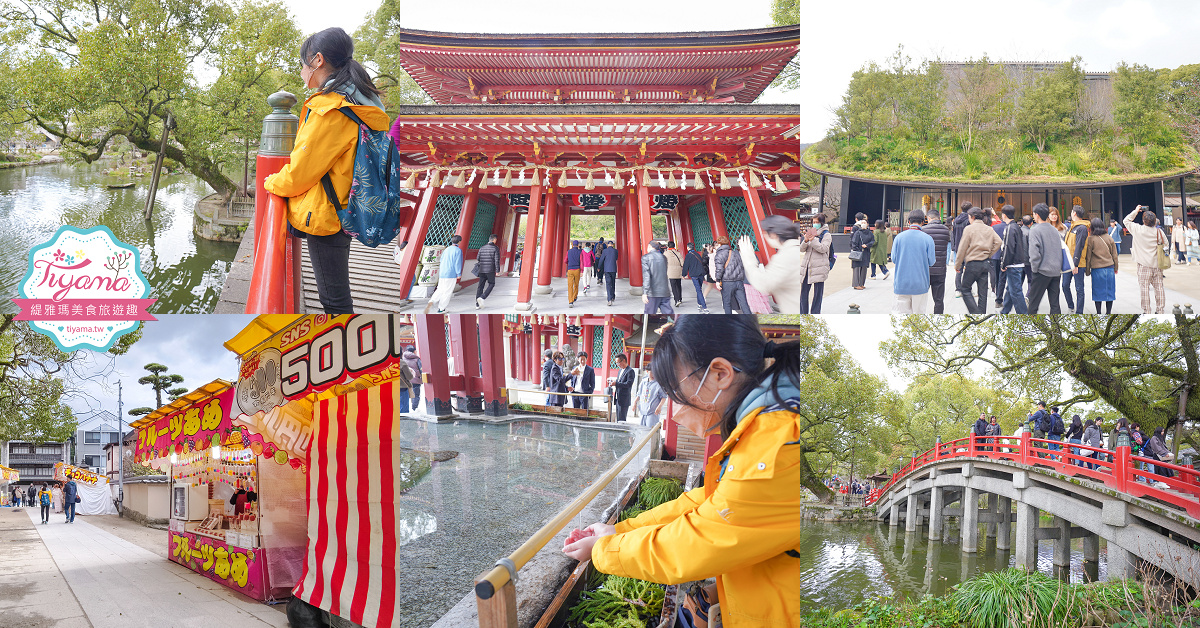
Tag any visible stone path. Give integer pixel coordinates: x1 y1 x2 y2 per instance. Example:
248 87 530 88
2 507 288 628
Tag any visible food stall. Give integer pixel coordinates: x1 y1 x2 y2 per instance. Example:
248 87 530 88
0 465 18 506
132 379 306 603
53 463 118 515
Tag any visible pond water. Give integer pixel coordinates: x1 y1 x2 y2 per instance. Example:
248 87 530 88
796 520 1108 611
384 419 642 627
0 162 239 313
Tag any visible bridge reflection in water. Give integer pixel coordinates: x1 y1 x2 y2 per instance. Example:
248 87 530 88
794 521 1106 609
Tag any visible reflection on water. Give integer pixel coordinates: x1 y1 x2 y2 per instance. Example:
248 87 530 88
0 162 238 312
386 419 640 627
797 521 1108 610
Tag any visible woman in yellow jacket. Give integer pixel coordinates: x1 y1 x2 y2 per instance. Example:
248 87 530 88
263 28 391 313
563 315 802 627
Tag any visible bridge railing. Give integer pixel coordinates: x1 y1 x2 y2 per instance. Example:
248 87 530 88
869 432 1200 518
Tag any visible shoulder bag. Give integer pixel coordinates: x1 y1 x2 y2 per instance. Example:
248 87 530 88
1157 230 1172 270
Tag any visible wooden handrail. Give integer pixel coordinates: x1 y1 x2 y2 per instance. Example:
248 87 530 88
506 385 615 422
474 426 657 627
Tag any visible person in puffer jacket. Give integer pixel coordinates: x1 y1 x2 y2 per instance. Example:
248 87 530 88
713 236 749 314
563 315 802 628
474 234 502 309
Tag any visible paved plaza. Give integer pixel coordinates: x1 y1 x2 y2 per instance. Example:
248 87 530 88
0 507 287 628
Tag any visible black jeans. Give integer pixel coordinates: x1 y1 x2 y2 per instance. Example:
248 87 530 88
960 260 991 314
800 281 824 314
616 403 629 423
1062 270 1085 313
989 258 1001 298
476 272 496 300
720 280 750 314
41 503 49 522
605 272 616 302
573 396 590 410
1027 272 1062 314
929 273 947 314
668 278 682 303
307 230 353 313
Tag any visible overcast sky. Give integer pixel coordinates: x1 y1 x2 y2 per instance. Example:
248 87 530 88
800 0 1200 142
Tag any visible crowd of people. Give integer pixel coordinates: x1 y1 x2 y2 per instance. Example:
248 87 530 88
966 402 1179 488
7 479 79 523
846 202 1182 315
537 346 669 427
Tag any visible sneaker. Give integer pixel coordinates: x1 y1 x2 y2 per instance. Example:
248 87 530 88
702 308 711 313
1155 481 1170 490
476 297 483 308
607 300 613 306
568 301 574 308
883 271 890 279
436 308 446 314
955 291 962 298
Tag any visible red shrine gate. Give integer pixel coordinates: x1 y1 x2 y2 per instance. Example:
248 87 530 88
384 26 802 310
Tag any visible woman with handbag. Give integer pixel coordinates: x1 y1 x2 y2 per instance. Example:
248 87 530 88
1085 217 1118 314
849 214 874 290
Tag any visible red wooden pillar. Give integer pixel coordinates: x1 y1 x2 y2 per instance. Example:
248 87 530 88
448 313 480 391
504 208 522 274
519 330 529 382
478 314 508 417
703 434 723 462
516 184 544 309
398 186 442 300
600 315 614 385
530 320 544 383
636 181 654 254
557 316 567 350
704 189 728 242
614 200 628 280
665 408 678 459
626 192 644 293
581 324 594 367
490 196 508 247
414 314 453 416
536 192 560 292
554 200 570 278
507 332 517 382
455 187 481 258
741 186 773 264
679 202 694 248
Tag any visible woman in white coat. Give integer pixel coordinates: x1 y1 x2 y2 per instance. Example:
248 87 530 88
738 216 806 313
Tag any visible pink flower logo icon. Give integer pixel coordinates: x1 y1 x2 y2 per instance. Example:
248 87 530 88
53 249 65 262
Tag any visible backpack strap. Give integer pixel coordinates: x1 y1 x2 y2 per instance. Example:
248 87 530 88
319 107 370 214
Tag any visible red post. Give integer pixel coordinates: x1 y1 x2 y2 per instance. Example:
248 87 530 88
968 434 976 457
397 185 442 300
741 186 772 264
557 316 567 350
636 180 654 254
515 184 543 309
703 433 723 462
555 201 571 278
626 192 643 293
600 315 614 384
537 191 560 291
478 314 508 417
704 189 728 242
1020 431 1031 466
530 320 543 383
246 193 294 313
1114 445 1130 492
455 186 481 256
614 199 628 280
581 324 594 368
414 314 453 416
506 331 517 382
665 409 678 458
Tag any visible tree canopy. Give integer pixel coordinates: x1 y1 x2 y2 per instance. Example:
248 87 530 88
768 0 799 91
127 362 185 417
1 0 303 198
0 316 141 443
881 315 1200 441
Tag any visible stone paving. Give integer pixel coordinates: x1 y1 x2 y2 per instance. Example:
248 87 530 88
0 507 288 628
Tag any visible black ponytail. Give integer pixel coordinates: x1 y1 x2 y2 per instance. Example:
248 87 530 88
300 27 381 99
761 215 801 242
650 315 808 439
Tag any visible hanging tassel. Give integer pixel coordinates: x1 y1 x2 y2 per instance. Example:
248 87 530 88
430 170 442 188
493 169 502 186
775 174 787 191
667 171 678 189
529 168 538 186
585 171 595 190
502 169 512 188
719 171 731 190
454 171 466 188
404 171 417 188
479 170 488 189
693 171 705 190
613 171 624 188
642 169 652 187
558 169 569 187
748 169 763 188
657 170 667 188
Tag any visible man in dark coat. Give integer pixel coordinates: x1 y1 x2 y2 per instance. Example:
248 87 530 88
921 213 952 313
681 243 709 312
63 479 78 523
641 241 674 315
569 352 596 410
713 236 749 313
951 202 973 296
475 234 502 309
541 349 555 403
611 354 636 423
598 243 619 306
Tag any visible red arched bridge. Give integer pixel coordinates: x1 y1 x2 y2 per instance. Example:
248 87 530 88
866 433 1200 587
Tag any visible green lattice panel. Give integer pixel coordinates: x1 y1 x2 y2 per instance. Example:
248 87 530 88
468 199 497 250
719 196 758 251
423 194 465 246
688 202 712 246
591 327 626 369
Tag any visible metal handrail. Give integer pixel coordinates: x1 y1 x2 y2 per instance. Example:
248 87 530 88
474 426 657 626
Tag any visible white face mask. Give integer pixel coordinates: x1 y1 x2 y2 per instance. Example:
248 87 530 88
686 363 723 413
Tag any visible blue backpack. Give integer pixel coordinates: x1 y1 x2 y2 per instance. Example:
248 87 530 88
319 108 404 248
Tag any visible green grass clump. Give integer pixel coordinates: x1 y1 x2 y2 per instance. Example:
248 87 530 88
951 569 1075 628
567 576 665 628
637 477 683 510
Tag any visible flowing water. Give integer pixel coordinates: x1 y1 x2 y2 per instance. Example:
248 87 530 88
383 419 641 627
796 520 1108 610
0 161 239 313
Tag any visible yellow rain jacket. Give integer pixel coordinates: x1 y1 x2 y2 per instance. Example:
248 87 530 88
263 91 391 236
592 402 802 627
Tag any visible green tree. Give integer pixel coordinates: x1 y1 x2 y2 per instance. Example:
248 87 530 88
833 62 895 139
949 56 1014 152
881 315 1200 438
1 0 303 199
0 316 140 443
1015 58 1084 153
1113 62 1169 144
354 0 435 115
127 363 184 417
767 0 799 91
1165 63 1200 151
897 60 946 143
